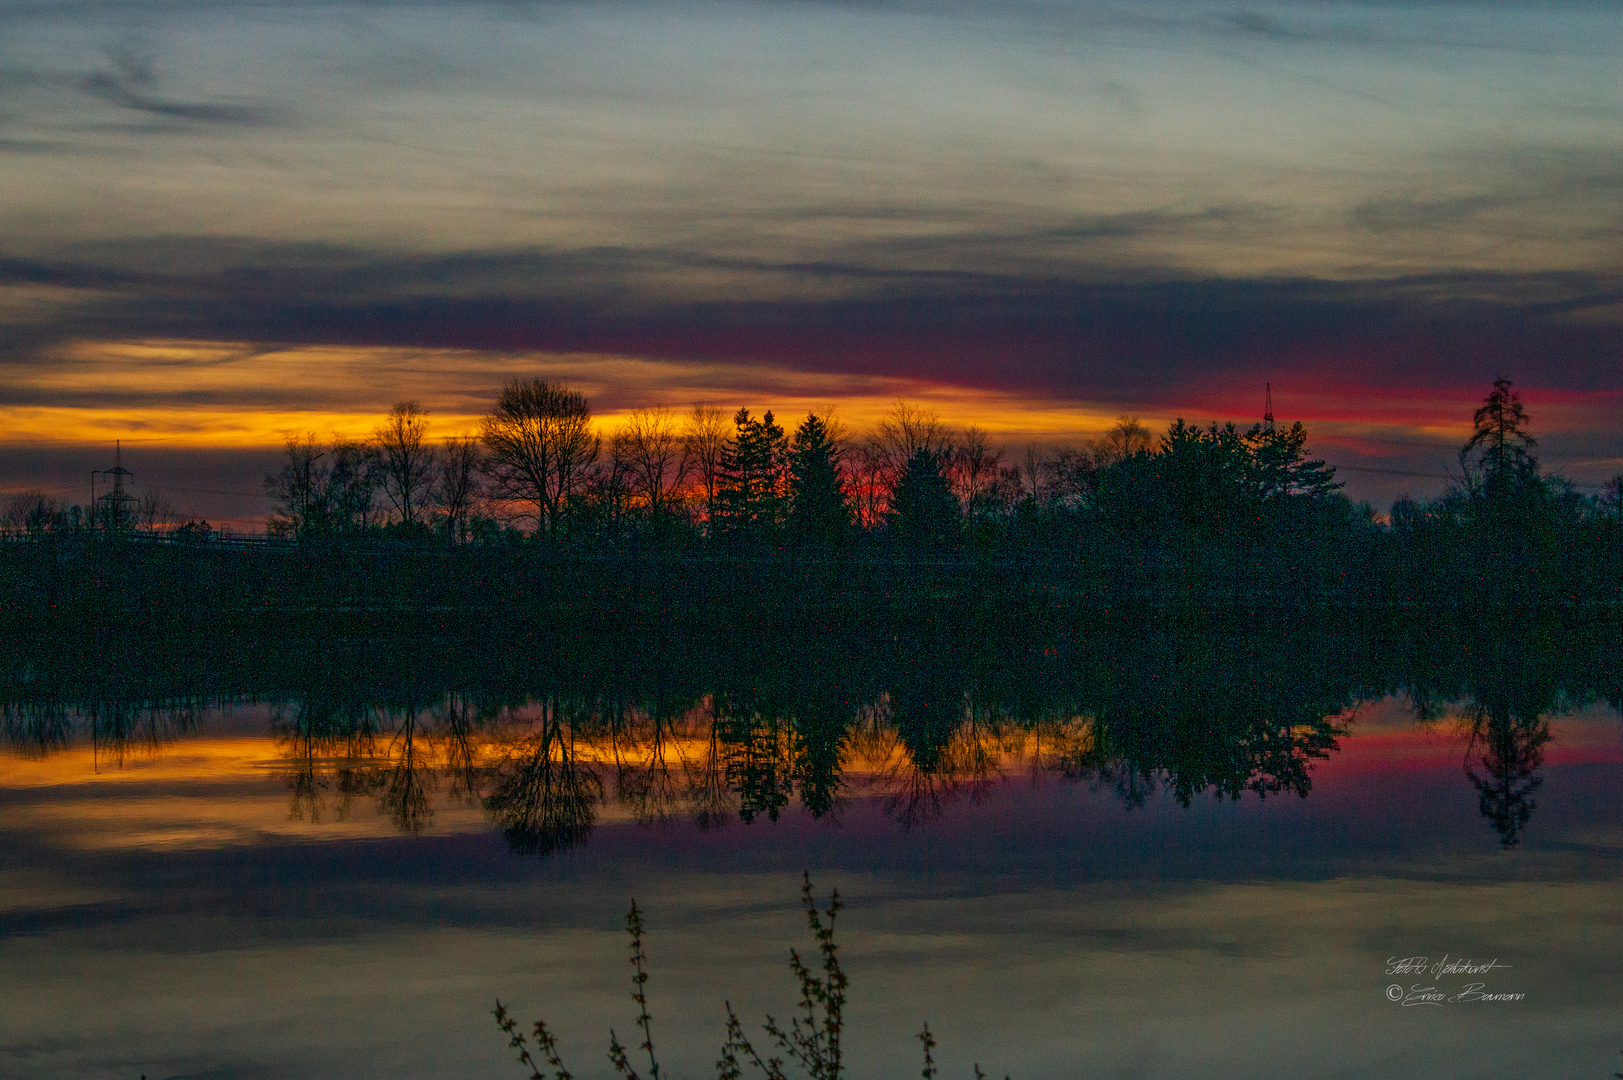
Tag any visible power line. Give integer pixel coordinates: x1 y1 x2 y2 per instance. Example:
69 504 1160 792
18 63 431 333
147 483 273 500
0 482 81 498
2 481 271 500
1333 464 1454 480
1331 463 1609 491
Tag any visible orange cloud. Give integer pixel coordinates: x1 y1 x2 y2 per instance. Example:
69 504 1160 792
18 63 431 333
1 338 1144 450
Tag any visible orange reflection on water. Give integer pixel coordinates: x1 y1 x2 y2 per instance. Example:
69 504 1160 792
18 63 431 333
8 700 1614 853
0 713 1096 851
0 735 285 788
1 735 493 850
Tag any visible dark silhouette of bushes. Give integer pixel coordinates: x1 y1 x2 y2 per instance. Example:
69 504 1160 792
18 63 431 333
494 876 1005 1080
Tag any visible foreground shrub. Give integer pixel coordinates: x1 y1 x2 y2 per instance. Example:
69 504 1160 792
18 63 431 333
493 873 1004 1079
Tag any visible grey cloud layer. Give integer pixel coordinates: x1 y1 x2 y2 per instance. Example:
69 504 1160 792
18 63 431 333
2 0 1618 277
1 2 1620 426
4 236 1620 400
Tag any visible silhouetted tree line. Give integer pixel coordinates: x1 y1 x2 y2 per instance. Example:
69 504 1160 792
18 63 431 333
1 487 184 538
3 378 1619 610
243 377 1620 588
4 603 1616 851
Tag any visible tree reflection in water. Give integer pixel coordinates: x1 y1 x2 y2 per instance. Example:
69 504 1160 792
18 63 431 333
720 702 796 825
1450 647 1559 849
1 693 202 769
435 693 492 808
685 698 738 829
380 704 434 834
483 695 602 856
610 693 693 827
1463 704 1551 848
278 687 388 825
4 616 1620 852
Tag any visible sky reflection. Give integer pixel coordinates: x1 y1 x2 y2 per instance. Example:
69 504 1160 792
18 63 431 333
4 695 1619 859
1 695 1620 1080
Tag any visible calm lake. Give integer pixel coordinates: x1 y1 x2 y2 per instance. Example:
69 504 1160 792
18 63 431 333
3 618 1620 1079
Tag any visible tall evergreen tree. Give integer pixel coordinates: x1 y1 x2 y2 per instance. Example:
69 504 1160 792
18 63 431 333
1093 417 1344 544
889 449 959 550
788 412 851 544
716 408 788 539
1463 377 1540 504
1153 420 1254 534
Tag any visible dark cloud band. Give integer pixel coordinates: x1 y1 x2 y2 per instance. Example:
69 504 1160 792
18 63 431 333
5 241 1620 409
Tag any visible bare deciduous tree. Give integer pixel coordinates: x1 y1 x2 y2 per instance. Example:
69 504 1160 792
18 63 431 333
374 401 436 526
848 440 893 530
1 491 65 537
953 425 1003 519
682 403 728 522
614 406 689 523
479 379 599 536
327 438 380 533
1021 443 1045 505
438 434 482 543
579 449 635 539
1090 415 1153 467
1603 475 1623 522
852 402 956 526
872 402 953 474
135 491 179 533
1046 446 1093 508
266 433 325 538
265 433 378 538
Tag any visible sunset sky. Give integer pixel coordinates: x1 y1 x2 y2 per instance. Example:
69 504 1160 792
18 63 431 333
2 0 1620 525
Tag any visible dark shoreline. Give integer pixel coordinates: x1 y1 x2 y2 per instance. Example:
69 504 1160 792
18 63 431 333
3 529 1621 631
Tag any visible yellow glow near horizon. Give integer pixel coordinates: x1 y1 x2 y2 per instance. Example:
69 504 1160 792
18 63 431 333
0 406 485 448
11 337 1576 480
0 338 1148 449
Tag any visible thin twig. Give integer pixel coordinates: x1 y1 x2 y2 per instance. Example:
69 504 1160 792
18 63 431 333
493 1000 546 1080
625 899 662 1079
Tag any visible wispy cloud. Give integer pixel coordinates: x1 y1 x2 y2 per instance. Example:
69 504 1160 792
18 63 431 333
77 44 275 126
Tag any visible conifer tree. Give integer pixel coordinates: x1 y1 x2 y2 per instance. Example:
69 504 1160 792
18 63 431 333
716 408 788 539
1462 377 1540 504
788 413 851 544
889 449 958 550
1244 421 1342 502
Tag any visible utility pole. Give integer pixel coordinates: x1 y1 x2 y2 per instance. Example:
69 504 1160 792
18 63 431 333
1264 383 1274 432
104 440 134 531
92 442 136 532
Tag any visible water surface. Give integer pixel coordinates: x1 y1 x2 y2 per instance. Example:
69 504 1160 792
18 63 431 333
3 620 1620 1079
